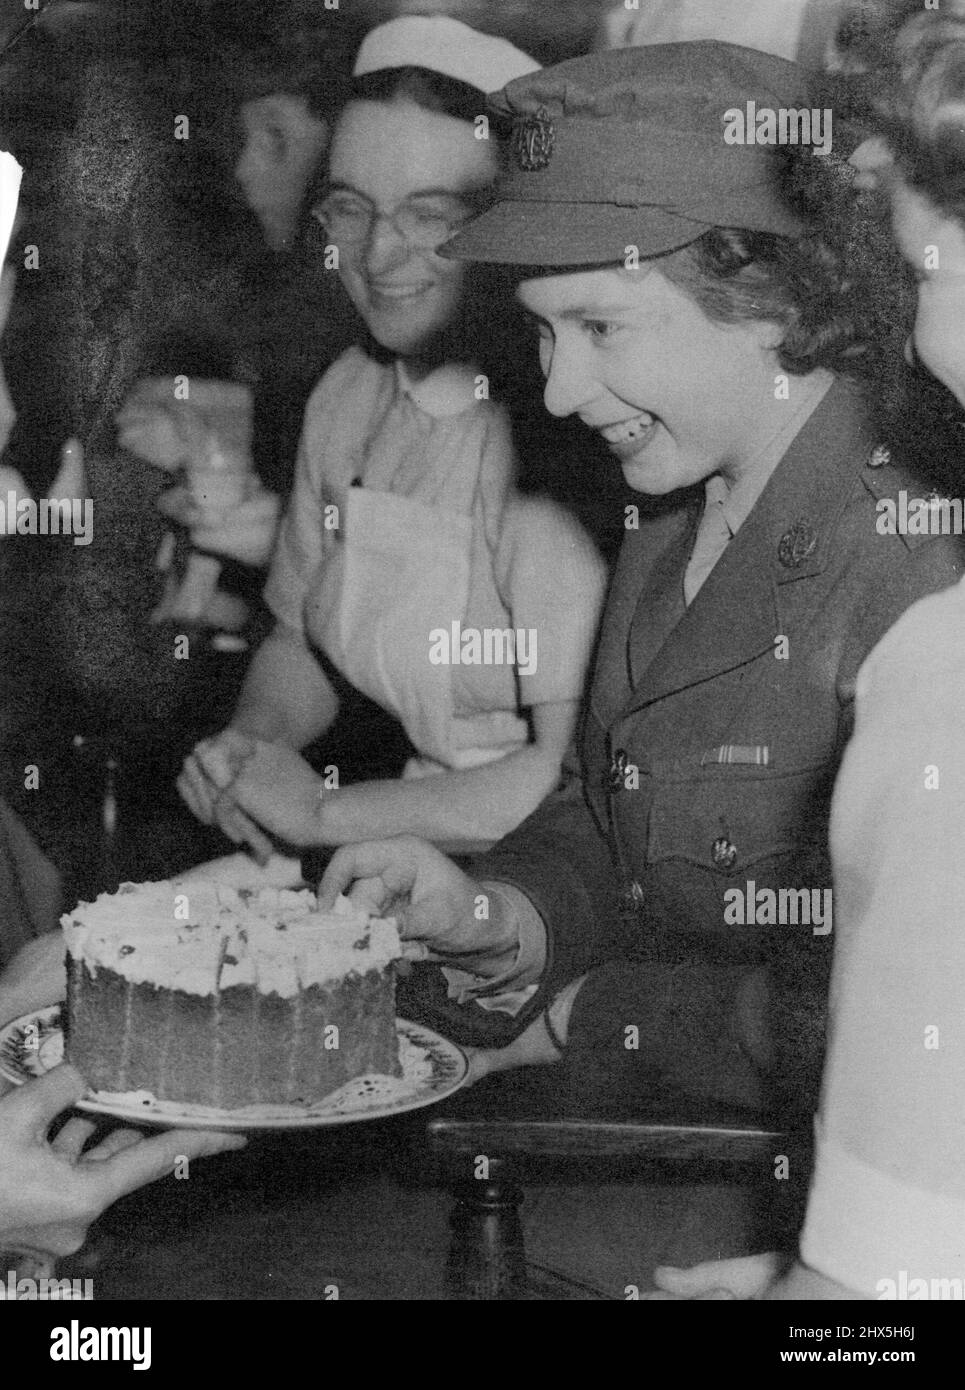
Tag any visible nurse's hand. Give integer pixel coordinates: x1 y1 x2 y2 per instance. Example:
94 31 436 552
320 837 518 979
193 732 323 846
179 729 250 826
179 742 225 826
178 734 275 865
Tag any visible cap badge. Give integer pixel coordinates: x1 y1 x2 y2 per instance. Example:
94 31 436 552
778 521 818 569
514 106 555 172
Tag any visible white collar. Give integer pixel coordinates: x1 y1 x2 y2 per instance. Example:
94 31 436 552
395 359 480 419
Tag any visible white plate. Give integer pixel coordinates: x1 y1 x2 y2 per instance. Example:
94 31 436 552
0 1005 468 1131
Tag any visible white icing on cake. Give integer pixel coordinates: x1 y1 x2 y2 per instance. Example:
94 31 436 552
62 881 401 998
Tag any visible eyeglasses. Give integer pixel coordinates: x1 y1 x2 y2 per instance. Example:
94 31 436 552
311 188 483 250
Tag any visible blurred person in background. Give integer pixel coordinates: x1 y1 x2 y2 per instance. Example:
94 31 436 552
115 9 365 607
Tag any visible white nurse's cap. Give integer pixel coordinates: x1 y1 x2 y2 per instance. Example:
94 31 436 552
353 16 540 94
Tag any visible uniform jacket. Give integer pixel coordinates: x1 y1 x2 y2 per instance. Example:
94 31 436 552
460 378 964 1058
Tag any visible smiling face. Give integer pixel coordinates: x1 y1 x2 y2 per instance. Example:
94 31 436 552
325 99 496 358
516 264 790 496
888 177 965 408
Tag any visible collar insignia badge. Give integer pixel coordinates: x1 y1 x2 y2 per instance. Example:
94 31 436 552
778 521 818 569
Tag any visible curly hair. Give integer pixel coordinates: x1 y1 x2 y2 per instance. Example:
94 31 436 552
655 144 917 388
825 4 965 473
645 135 965 487
658 225 860 377
868 9 965 224
833 0 928 72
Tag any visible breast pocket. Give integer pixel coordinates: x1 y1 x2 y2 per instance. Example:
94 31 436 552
646 761 837 880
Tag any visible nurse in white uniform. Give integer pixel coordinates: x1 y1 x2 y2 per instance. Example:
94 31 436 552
179 18 607 854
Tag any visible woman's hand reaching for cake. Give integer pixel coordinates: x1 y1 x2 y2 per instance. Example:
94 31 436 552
0 1065 246 1258
320 837 520 982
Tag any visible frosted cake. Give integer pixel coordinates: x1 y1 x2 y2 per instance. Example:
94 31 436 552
62 880 402 1108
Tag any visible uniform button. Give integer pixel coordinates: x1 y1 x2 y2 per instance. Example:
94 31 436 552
607 748 629 792
868 444 892 469
712 837 738 870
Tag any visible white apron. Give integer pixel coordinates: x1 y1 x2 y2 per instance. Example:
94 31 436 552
310 484 528 775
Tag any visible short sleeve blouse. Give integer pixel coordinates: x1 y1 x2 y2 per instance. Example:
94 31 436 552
264 346 606 726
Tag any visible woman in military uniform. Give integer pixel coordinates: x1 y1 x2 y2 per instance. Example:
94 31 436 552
318 40 964 1122
632 8 965 1300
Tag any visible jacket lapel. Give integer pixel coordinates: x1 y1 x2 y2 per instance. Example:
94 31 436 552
590 496 699 728
626 503 698 688
617 377 876 720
